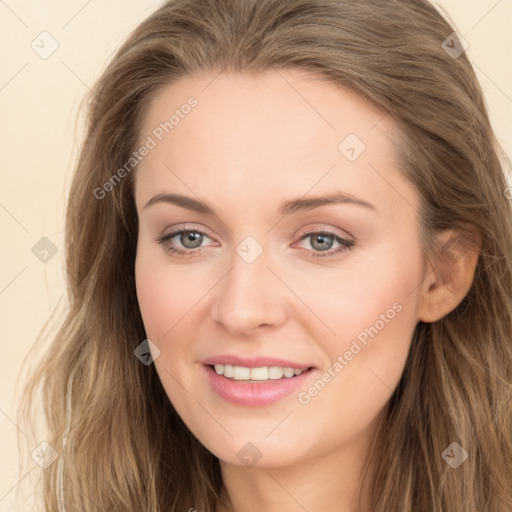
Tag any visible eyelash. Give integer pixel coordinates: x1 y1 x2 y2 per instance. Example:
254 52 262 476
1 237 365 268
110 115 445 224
156 227 355 259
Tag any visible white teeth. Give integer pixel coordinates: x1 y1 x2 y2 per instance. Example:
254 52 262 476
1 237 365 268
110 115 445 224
268 366 284 379
233 366 250 380
212 364 309 381
223 364 234 378
283 367 295 378
250 367 269 380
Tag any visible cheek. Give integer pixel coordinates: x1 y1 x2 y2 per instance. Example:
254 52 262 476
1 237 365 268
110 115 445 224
289 243 422 345
293 300 416 455
299 252 421 418
135 260 177 339
135 245 209 340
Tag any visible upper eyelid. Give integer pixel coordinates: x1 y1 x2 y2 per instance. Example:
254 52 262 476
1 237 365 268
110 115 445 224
160 224 214 239
159 222 353 239
295 225 353 240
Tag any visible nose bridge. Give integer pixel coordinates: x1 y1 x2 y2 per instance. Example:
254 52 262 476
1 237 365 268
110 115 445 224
210 239 287 333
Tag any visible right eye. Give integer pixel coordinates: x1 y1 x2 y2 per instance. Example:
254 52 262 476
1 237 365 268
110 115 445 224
156 229 216 256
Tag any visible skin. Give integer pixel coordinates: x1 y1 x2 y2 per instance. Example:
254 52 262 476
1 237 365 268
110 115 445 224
133 69 479 512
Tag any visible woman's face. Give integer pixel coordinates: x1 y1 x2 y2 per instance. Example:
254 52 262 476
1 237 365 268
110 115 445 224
134 69 426 469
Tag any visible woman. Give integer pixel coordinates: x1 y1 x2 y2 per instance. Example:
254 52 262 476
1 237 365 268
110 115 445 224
18 0 512 510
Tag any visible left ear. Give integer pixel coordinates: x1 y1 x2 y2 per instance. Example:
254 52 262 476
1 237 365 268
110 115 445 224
418 224 481 323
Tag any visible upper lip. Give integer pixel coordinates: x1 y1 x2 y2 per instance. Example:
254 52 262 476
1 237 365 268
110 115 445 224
202 354 315 369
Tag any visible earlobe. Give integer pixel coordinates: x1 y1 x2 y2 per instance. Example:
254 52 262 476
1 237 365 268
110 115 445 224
418 226 481 323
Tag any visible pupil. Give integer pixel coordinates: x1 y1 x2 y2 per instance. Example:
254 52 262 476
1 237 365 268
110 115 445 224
312 234 333 251
181 231 202 248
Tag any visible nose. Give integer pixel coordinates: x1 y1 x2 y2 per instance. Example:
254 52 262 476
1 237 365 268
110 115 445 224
209 248 289 336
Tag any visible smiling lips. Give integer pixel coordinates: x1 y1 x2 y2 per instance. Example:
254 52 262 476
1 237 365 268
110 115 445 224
202 355 317 407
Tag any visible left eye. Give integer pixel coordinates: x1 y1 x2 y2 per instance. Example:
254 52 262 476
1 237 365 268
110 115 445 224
295 231 354 256
156 229 354 257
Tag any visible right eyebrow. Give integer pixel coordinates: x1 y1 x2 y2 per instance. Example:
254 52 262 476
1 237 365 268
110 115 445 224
143 193 215 215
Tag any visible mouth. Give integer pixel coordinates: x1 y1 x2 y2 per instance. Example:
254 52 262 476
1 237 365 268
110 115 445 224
203 363 317 407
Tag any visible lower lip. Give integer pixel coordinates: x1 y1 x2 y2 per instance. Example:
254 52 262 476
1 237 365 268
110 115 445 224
203 364 316 407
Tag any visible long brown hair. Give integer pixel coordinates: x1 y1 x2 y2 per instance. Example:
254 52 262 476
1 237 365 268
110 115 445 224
16 0 512 510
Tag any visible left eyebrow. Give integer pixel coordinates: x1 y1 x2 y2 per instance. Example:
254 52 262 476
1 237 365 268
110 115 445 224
142 191 376 215
279 192 376 215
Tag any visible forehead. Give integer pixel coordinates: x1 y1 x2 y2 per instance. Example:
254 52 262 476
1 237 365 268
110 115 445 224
138 68 396 155
134 69 416 219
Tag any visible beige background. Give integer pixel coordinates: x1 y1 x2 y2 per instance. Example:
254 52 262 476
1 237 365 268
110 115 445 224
1 1 511 510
